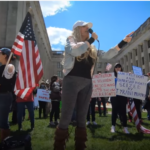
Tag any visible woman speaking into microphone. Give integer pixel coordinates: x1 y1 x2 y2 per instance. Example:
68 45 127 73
53 20 98 150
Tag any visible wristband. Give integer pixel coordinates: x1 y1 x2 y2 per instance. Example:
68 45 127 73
118 40 127 49
87 37 95 45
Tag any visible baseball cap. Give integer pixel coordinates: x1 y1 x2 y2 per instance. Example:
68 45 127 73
114 63 122 68
0 48 16 59
73 21 93 30
0 48 11 57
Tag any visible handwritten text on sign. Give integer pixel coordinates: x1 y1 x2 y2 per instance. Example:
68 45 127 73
92 73 116 97
116 72 148 100
37 89 51 102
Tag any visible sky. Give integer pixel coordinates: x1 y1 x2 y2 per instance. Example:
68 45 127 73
40 1 150 52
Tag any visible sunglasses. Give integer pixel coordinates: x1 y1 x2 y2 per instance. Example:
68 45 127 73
115 65 121 68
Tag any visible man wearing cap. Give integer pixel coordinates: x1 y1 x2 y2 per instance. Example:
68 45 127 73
0 48 16 142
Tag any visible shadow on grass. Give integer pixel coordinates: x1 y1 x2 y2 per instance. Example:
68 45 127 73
91 130 150 142
87 124 104 137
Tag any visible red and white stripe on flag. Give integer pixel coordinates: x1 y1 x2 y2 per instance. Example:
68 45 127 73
11 32 24 56
14 40 43 99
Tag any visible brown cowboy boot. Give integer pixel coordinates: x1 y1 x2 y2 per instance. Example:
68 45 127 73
0 129 10 142
75 127 87 150
54 127 69 150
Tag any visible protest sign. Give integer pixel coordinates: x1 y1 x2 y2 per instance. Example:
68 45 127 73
116 72 148 100
34 94 39 107
36 89 51 102
132 66 143 75
92 73 116 97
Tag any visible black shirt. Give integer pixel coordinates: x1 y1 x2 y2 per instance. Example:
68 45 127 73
67 56 94 79
0 65 16 93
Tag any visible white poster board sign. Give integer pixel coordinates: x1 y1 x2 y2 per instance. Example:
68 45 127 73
116 72 148 100
34 94 39 107
92 73 116 97
36 89 51 102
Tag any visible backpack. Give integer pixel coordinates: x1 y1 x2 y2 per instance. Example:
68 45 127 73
0 134 32 150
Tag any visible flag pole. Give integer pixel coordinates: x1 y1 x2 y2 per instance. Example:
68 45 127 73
2 7 32 77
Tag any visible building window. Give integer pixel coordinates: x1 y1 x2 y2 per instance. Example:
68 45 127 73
127 66 128 71
57 71 62 77
142 57 144 65
57 62 62 69
126 56 128 61
136 60 138 66
143 69 145 74
148 40 150 48
141 45 143 52
131 53 132 59
149 53 150 60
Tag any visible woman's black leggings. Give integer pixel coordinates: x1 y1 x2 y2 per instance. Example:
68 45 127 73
111 96 127 127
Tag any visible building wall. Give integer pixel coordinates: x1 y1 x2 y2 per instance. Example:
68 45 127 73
0 1 53 81
112 17 150 74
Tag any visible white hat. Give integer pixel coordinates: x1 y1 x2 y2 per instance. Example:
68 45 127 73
73 21 93 30
4 64 15 79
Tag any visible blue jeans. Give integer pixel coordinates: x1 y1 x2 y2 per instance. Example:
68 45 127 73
0 93 13 129
17 102 34 128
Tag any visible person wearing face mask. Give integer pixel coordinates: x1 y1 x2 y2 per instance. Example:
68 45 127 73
39 81 47 118
110 63 129 134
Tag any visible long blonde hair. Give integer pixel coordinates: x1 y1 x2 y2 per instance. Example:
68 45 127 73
72 26 97 64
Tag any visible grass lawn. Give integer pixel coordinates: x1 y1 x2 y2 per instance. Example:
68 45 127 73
8 110 150 150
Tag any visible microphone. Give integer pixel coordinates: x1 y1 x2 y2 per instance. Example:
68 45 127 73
88 28 99 42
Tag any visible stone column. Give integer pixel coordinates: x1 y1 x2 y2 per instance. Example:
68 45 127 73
123 56 126 71
128 52 132 72
143 40 149 73
137 45 142 68
5 2 18 46
132 49 136 66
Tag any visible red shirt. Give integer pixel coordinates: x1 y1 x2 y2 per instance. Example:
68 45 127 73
16 93 34 103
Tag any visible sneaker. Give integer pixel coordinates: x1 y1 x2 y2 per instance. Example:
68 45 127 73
111 126 115 133
93 121 97 125
123 127 130 134
50 121 55 126
128 119 132 123
86 121 90 125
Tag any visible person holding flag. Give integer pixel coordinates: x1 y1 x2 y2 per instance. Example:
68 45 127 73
10 10 43 130
0 48 16 142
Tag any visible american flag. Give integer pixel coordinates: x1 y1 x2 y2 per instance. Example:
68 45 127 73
12 12 43 100
106 63 112 71
128 98 150 134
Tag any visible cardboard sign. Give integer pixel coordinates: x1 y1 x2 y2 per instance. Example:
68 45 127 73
34 94 39 107
92 73 116 97
116 72 147 100
132 66 143 76
36 89 51 102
